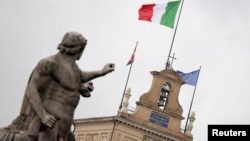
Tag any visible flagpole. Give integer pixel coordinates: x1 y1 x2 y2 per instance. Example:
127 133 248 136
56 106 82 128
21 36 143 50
119 42 138 110
184 66 201 133
166 0 185 68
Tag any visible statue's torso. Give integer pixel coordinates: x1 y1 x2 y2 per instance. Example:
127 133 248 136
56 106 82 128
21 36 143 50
38 55 83 134
41 55 82 115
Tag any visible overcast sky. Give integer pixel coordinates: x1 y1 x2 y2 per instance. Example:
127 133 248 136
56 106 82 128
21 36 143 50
1 0 250 140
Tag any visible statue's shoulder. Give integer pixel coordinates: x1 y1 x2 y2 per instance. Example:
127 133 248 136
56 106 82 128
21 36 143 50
36 55 58 75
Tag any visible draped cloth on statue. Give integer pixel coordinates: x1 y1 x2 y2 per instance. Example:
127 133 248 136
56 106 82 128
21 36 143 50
0 96 40 141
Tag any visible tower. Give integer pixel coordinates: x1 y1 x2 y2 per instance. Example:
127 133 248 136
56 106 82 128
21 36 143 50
118 68 192 140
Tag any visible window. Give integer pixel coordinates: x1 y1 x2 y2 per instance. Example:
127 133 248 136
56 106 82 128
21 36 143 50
143 135 160 141
157 82 169 109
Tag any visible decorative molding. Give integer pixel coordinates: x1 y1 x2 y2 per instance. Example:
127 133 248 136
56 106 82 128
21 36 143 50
74 116 188 141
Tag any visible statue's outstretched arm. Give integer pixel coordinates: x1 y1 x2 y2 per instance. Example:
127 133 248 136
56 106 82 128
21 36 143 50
81 63 115 82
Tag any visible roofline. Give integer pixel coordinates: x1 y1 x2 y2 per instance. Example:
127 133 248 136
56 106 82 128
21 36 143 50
74 116 190 141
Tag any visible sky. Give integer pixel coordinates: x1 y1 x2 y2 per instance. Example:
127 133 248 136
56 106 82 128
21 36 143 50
0 0 250 140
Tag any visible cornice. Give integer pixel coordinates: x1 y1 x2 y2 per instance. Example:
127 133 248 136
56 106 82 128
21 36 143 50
74 116 190 141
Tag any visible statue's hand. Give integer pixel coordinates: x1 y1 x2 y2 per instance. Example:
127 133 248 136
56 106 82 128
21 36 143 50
102 63 115 75
41 112 57 128
80 81 94 97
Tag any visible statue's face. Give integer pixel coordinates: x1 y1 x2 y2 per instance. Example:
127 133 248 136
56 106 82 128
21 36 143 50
76 46 84 60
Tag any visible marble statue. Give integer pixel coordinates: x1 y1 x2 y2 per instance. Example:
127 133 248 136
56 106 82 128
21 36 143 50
0 31 115 141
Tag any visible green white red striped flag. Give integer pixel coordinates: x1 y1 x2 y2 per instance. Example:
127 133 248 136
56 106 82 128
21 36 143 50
138 1 181 28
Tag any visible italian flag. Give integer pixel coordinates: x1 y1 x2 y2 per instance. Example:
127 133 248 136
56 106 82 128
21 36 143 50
138 1 181 28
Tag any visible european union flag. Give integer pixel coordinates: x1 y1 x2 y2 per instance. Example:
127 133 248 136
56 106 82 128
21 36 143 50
176 69 200 86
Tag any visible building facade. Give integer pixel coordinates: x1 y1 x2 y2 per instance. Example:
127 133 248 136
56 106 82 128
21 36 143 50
73 68 195 141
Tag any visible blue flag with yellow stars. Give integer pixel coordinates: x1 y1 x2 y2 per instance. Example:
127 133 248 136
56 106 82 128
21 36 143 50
176 69 200 86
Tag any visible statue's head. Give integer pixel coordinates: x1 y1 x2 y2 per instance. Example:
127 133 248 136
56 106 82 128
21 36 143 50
57 31 87 57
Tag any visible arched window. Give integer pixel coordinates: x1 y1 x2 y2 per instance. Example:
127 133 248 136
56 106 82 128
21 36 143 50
158 82 169 109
